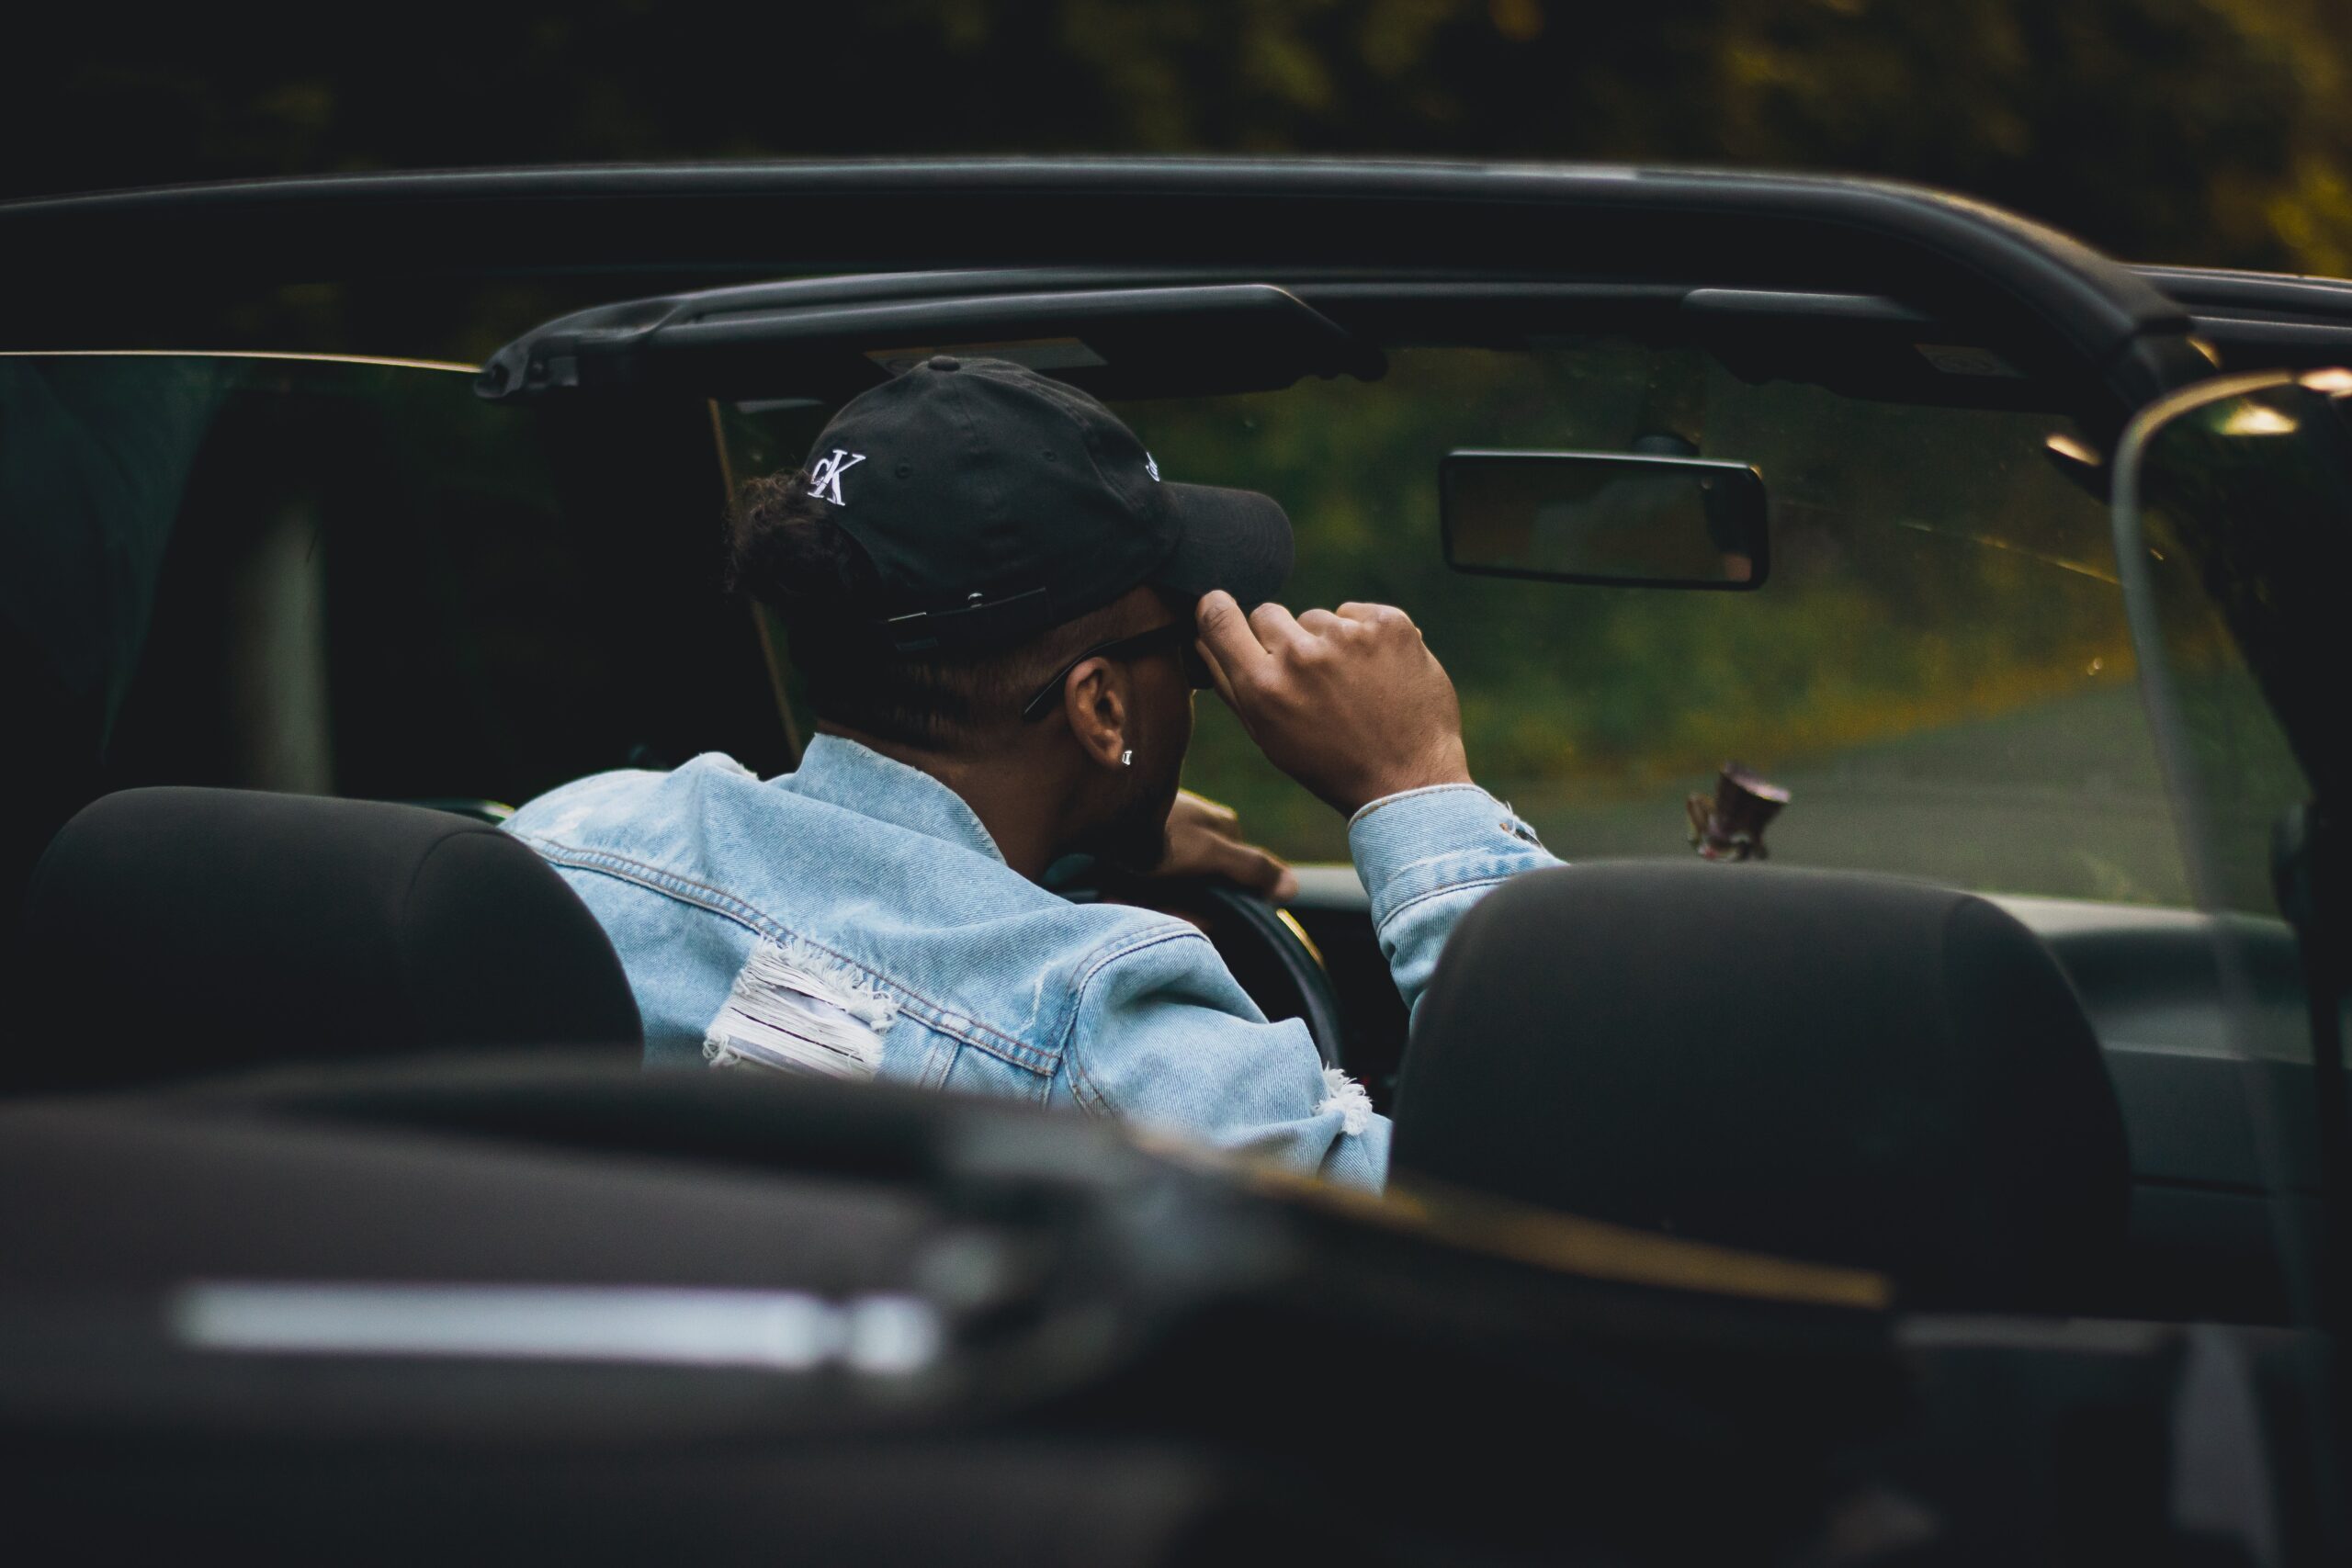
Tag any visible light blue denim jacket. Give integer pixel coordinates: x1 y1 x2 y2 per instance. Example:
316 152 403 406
504 736 1558 1190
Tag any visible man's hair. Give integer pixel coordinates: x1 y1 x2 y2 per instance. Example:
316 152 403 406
727 468 1157 750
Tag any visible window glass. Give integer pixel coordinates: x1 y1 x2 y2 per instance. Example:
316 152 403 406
0 355 778 832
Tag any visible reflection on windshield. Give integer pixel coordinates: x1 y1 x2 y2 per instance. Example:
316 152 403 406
1885 517 2120 585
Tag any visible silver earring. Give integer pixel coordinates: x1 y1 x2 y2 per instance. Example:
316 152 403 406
1121 749 1134 767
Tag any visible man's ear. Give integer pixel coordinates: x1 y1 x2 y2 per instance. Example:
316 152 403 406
1060 658 1130 770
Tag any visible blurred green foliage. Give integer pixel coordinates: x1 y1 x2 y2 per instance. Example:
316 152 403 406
13 0 2352 275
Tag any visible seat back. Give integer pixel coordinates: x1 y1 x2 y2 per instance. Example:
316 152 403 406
1393 863 2129 1310
12 788 639 1092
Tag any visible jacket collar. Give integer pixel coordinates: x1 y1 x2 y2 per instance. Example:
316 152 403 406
775 734 1008 865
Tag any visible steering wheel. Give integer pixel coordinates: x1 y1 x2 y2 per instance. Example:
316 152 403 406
1059 863 1348 1070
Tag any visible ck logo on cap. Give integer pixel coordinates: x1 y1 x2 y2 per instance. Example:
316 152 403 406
808 449 867 506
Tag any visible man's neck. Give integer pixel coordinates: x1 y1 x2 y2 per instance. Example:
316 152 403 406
814 723 1072 883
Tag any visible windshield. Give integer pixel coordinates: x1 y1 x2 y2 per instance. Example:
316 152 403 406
8 344 2198 912
722 341 2186 906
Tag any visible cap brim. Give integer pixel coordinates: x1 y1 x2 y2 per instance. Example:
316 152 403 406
1152 482 1294 611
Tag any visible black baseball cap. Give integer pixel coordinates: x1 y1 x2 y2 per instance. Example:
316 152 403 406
794 355 1292 654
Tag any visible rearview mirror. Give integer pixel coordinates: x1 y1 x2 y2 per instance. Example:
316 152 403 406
1442 450 1769 589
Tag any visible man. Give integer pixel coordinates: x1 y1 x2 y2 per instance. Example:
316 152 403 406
505 355 1557 1190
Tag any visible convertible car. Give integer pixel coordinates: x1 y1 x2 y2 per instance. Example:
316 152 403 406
1 162 2346 1564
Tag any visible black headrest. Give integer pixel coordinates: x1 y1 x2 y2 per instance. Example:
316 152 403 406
13 788 641 1093
1393 863 2129 1311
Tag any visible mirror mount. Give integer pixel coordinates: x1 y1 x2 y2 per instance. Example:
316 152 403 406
1686 765 1793 863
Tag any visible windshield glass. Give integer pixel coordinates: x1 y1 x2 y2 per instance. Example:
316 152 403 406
723 341 2187 905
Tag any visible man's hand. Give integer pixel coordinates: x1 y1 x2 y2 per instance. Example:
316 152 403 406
1194 592 1474 818
1154 789 1298 902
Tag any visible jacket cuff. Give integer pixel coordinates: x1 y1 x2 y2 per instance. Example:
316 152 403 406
1347 784 1547 933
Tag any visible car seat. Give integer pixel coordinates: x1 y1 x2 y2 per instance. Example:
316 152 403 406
8 787 640 1093
1392 862 2131 1312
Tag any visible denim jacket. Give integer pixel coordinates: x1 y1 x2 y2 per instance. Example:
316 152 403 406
504 736 1558 1190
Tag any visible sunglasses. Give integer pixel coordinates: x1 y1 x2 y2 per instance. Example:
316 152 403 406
1019 622 1215 723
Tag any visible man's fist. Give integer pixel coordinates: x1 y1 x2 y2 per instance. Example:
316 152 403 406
1193 592 1473 818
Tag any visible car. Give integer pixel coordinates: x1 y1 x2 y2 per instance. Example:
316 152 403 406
0 160 2346 1564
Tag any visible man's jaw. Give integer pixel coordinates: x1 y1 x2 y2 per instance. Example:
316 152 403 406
1085 782 1180 874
